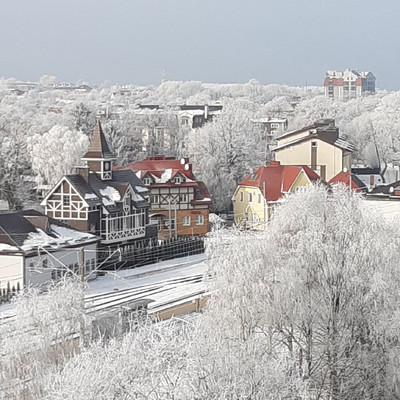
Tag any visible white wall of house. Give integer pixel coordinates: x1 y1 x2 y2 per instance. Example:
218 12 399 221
0 255 24 291
25 242 98 287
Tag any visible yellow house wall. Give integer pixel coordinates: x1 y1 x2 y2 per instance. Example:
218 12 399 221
275 139 344 181
276 128 314 146
290 170 312 192
233 170 316 230
233 186 267 230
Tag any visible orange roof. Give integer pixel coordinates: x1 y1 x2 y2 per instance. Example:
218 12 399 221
240 161 320 202
115 156 196 181
115 156 212 205
328 171 364 193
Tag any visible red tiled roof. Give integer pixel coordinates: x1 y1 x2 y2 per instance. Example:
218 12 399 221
115 156 212 204
115 156 196 181
328 171 364 193
239 161 320 202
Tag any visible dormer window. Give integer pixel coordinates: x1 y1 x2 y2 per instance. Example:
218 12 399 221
174 176 182 184
143 177 151 186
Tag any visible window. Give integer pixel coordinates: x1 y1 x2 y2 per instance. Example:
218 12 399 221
271 123 279 128
42 259 48 269
174 176 182 184
164 218 175 230
311 141 317 147
196 214 204 225
143 177 151 185
151 194 160 204
182 117 189 125
240 192 244 201
182 216 191 226
248 193 253 202
63 195 70 207
179 193 188 203
123 195 130 213
29 262 34 270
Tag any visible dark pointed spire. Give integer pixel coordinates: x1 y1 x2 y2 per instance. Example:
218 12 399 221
82 121 115 160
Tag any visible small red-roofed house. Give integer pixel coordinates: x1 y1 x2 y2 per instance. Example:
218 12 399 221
328 170 366 193
232 161 320 229
115 156 212 239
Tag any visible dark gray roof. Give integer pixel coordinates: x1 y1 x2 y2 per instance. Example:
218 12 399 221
113 170 147 191
0 210 99 253
0 213 37 247
352 167 381 175
369 181 400 195
65 175 99 206
57 170 150 215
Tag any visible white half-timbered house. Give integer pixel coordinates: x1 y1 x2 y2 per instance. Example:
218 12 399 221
41 122 157 265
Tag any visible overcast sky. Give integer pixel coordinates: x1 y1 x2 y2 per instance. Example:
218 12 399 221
1 0 399 89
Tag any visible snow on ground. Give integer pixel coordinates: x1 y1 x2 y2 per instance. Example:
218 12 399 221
0 254 208 321
87 254 207 294
361 199 400 221
85 254 208 312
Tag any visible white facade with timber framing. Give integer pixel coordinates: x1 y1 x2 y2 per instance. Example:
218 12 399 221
41 122 157 266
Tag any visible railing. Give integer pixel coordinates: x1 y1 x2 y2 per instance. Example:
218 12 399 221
101 212 146 243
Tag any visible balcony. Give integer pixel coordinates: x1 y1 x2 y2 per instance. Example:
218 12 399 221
101 211 146 244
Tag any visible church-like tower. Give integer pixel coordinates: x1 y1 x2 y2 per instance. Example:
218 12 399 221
81 121 116 180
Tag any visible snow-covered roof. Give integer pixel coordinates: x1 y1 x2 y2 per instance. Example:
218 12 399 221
0 210 99 255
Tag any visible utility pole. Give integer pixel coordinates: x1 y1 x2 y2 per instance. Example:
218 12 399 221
168 197 172 239
79 247 85 283
174 200 178 240
78 247 86 345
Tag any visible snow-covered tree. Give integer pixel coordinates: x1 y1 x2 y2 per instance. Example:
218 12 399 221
0 279 87 398
28 125 89 186
203 185 400 399
192 100 265 212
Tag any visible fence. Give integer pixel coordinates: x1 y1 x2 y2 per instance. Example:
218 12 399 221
100 235 205 271
0 281 20 304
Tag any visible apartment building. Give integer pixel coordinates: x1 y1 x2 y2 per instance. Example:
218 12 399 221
324 69 375 101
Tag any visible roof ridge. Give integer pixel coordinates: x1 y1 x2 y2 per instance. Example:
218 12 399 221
0 226 21 249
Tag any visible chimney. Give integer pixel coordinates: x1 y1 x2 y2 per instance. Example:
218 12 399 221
75 166 90 183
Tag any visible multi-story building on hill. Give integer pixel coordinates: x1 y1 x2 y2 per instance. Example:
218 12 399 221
115 156 212 239
324 69 375 101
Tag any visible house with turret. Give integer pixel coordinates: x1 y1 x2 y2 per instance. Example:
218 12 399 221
41 122 157 266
